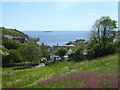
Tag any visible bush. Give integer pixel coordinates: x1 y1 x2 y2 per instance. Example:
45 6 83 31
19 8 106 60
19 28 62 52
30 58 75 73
73 48 85 61
54 48 68 61
44 60 60 66
44 61 54 66
41 50 50 60
3 39 20 50
86 41 117 60
69 44 86 62
19 43 42 64
105 42 117 55
2 49 22 67
114 40 120 54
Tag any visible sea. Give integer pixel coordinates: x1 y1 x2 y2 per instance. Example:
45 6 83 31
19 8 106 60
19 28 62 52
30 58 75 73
23 31 91 46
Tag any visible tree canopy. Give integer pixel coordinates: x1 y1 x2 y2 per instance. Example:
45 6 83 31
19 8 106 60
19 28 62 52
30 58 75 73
90 16 117 55
91 16 117 43
54 48 68 60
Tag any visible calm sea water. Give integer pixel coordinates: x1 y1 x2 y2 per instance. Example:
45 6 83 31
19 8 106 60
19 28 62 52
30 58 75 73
23 31 91 46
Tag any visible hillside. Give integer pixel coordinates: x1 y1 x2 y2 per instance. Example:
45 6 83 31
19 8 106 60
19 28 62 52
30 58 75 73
1 27 29 39
1 27 39 44
2 54 118 88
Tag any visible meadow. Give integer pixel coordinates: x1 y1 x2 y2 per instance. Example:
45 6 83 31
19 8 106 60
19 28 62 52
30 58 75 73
2 54 118 88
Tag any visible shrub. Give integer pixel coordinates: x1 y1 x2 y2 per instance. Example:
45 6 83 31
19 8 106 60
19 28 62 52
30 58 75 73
105 42 117 55
19 43 42 65
86 42 117 60
44 61 54 66
114 40 120 54
69 44 86 62
54 48 68 61
2 49 22 67
73 48 85 61
44 60 60 66
3 39 20 50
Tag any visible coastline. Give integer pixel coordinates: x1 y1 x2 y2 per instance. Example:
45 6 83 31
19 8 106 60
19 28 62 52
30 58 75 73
22 31 90 46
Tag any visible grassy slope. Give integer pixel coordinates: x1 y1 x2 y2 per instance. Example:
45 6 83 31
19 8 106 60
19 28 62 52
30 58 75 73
2 54 118 88
2 28 29 38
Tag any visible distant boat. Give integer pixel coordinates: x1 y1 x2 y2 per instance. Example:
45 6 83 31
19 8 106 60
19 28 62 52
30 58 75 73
44 31 52 32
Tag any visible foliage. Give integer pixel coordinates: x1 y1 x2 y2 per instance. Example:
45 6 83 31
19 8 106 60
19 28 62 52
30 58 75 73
19 43 42 64
3 39 21 50
44 60 59 66
91 16 117 54
8 50 22 63
67 16 118 61
91 16 117 43
40 43 48 50
87 16 118 59
2 27 29 38
38 70 118 88
41 50 50 60
2 27 43 67
114 40 120 54
2 55 118 88
0 46 9 56
40 43 50 60
69 44 86 62
86 41 117 60
2 49 22 67
54 48 68 60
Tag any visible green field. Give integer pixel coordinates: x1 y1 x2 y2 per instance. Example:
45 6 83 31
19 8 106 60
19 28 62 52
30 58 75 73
2 54 118 88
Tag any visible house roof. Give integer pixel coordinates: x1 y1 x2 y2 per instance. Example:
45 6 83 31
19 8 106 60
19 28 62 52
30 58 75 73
28 38 39 42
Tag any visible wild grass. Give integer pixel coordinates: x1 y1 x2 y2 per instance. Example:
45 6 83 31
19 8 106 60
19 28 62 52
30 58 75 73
2 54 118 88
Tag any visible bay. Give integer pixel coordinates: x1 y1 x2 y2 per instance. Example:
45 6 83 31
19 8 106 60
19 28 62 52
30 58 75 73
23 31 91 46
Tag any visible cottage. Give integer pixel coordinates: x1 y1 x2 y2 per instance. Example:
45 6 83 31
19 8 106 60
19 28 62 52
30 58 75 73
28 38 40 44
13 37 29 43
75 39 85 45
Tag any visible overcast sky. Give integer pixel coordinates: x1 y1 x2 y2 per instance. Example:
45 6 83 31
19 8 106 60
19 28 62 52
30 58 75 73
2 1 118 31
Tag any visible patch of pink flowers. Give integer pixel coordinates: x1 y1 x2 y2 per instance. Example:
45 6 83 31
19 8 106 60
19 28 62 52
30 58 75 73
38 70 118 88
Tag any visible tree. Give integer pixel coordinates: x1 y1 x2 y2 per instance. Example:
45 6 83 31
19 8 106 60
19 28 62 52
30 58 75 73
41 43 50 60
69 44 86 61
3 39 20 50
8 50 22 63
54 48 68 61
41 43 47 50
2 49 22 67
19 43 42 65
41 50 50 60
91 16 117 42
91 16 117 55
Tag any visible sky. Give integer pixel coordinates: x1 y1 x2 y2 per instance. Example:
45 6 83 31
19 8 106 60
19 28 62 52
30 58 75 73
1 1 118 31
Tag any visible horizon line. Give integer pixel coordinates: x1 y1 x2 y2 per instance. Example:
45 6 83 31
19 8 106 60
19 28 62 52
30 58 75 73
21 30 91 32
